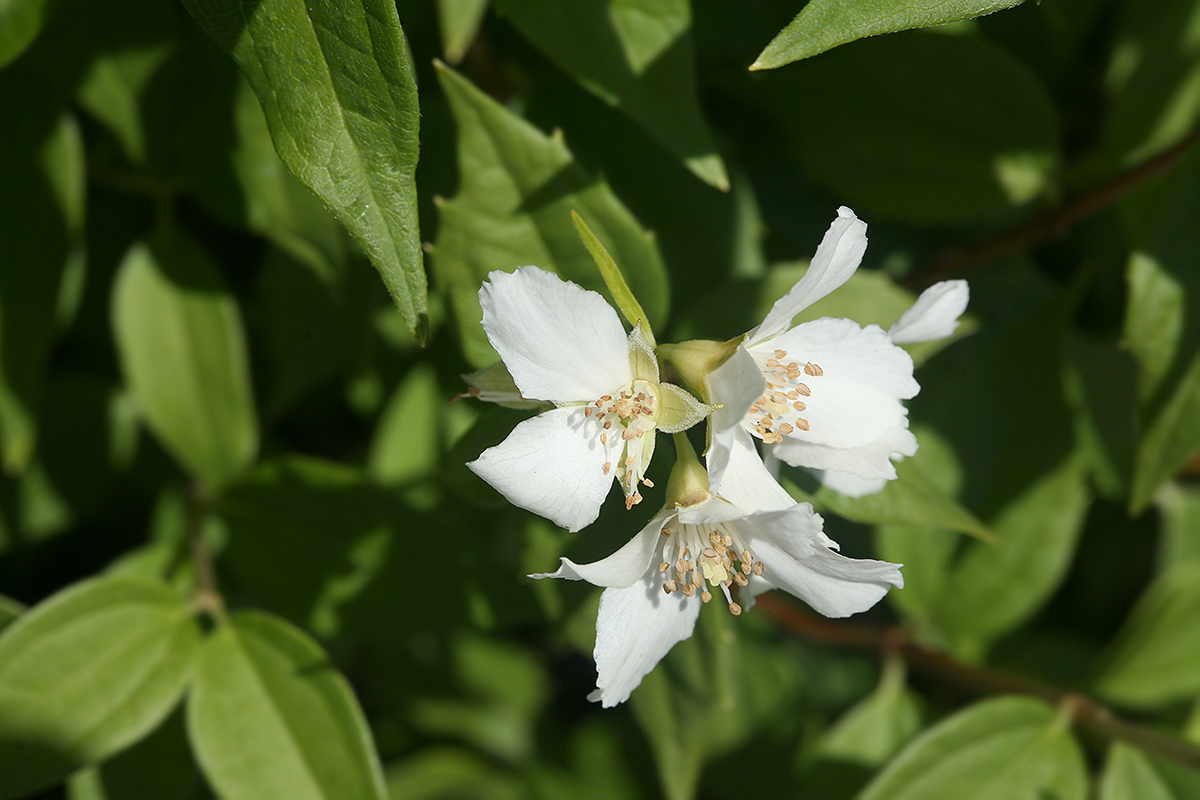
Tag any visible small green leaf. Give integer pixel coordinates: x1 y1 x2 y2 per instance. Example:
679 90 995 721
1131 352 1200 512
180 0 425 335
432 62 669 367
1100 743 1175 800
0 577 200 800
188 611 388 800
112 228 259 491
0 0 56 67
752 0 1025 68
1095 562 1200 708
1123 252 1184 402
860 697 1087 800
76 43 173 164
0 595 23 632
369 363 444 496
437 0 489 64
493 0 727 189
820 661 923 767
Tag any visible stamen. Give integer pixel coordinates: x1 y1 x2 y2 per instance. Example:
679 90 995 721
796 383 811 396
804 362 824 377
729 603 742 616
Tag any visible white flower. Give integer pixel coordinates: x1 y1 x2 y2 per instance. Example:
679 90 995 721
706 207 969 494
467 267 711 532
533 441 903 707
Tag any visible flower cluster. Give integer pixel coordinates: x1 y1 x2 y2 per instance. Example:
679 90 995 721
465 207 968 706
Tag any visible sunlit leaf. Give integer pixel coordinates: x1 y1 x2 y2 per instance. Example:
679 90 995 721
752 0 1025 68
188 611 387 800
493 0 727 189
0 577 200 800
180 0 425 335
112 227 259 491
859 697 1087 800
432 62 668 367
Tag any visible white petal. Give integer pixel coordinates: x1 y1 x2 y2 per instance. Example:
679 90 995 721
468 406 612 532
530 510 671 588
479 267 632 403
771 425 917 480
748 207 867 344
763 318 917 448
888 280 970 344
744 514 903 618
590 572 701 707
818 469 890 498
707 347 765 435
710 427 796 513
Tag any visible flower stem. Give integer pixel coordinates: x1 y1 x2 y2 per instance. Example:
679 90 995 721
187 481 225 620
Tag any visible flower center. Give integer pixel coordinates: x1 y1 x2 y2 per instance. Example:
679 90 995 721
656 521 763 615
746 348 823 445
586 379 658 509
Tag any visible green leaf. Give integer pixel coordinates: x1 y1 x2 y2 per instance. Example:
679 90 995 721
0 577 200 800
492 0 727 189
0 81 84 473
1158 483 1200 569
112 227 259 491
745 31 1058 224
188 611 388 800
385 746 523 800
820 661 923 767
431 62 669 367
752 0 1025 68
571 210 653 342
437 0 489 64
1095 562 1200 707
859 697 1087 800
0 0 56 67
1100 743 1175 800
76 43 173 164
369 363 444 498
66 709 200 800
1123 252 1184 403
933 454 1090 645
179 0 426 336
1132 352 1200 512
0 595 23 632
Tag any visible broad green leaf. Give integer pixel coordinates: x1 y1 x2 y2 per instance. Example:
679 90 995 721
820 661 922 766
0 595 23 632
859 697 1087 800
66 709 199 800
1132 353 1200 512
231 78 347 279
432 63 669 367
1100 743 1175 800
934 454 1090 644
188 611 388 800
1095 563 1200 707
0 81 84 473
112 228 258 491
493 0 727 189
745 31 1058 224
0 577 200 800
752 0 1025 68
437 0 489 64
179 0 425 336
0 0 55 67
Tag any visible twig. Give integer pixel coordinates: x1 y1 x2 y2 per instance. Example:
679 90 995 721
914 128 1200 288
757 593 1200 772
187 481 225 619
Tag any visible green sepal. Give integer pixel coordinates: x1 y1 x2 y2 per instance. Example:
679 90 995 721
657 384 717 435
658 337 744 401
573 211 655 347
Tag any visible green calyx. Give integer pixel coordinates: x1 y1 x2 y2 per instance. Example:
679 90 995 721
657 336 745 399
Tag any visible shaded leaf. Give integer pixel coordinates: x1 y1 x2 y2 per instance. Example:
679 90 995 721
65 709 200 800
1095 562 1200 707
493 0 727 188
179 0 425 335
188 611 387 800
1132 352 1200 512
437 0 489 64
745 31 1058 224
112 227 258 491
77 42 174 164
0 0 56 66
820 661 923 767
0 577 200 800
432 62 668 367
0 595 23 632
384 746 522 800
753 0 1025 68
859 697 1087 800
1099 743 1176 800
